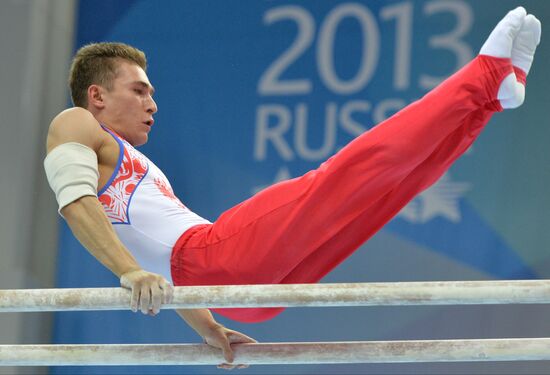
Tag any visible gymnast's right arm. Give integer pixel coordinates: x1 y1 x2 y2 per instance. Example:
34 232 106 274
44 108 173 314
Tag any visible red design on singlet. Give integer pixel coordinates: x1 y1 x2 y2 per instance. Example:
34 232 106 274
98 142 148 223
153 177 187 209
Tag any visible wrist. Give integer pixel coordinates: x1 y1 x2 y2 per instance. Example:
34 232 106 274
116 265 142 278
199 321 224 338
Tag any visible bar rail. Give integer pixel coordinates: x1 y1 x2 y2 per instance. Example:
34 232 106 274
1 339 550 366
1 280 550 312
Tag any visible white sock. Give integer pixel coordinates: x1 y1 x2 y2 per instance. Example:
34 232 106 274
511 14 541 75
498 74 525 109
480 7 526 58
498 13 541 108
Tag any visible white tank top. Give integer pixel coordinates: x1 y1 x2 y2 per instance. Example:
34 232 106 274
98 126 210 282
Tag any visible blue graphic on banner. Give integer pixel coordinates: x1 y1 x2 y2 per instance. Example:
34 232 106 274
52 1 550 374
388 200 536 279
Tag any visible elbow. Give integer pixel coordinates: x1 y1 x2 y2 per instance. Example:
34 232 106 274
60 195 97 220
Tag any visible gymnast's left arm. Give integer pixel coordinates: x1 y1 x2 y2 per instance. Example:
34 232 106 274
176 308 257 369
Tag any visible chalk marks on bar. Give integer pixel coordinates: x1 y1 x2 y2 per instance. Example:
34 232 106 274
1 280 550 312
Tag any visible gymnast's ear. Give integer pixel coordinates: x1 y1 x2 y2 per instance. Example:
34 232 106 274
87 84 106 110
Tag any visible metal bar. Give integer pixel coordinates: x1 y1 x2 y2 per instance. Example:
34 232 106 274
1 339 550 366
1 280 550 312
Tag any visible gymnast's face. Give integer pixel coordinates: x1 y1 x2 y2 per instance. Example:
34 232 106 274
93 60 157 146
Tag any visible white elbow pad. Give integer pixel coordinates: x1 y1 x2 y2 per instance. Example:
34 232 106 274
44 142 99 213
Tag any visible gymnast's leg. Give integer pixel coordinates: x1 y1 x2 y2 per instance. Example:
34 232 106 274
276 10 542 288
171 8 540 322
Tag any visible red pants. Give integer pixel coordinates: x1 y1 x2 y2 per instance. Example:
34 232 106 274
171 55 514 323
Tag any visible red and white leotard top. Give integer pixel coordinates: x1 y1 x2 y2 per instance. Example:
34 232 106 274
97 126 210 283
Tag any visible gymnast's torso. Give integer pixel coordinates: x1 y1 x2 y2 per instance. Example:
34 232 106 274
97 125 210 282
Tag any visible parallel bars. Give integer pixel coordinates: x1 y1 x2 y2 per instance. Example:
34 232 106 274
2 280 550 366
1 279 550 312
2 339 550 365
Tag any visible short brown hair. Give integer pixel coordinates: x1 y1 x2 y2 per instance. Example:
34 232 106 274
69 42 147 107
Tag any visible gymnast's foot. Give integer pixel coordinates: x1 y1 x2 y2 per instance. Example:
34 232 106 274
501 12 541 108
480 7 526 58
511 14 541 76
480 7 541 109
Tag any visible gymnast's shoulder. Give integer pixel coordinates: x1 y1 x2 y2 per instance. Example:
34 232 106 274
46 107 105 153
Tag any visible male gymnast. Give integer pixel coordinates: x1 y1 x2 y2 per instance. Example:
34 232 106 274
44 7 541 369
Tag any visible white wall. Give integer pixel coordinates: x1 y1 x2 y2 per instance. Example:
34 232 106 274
0 0 75 373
